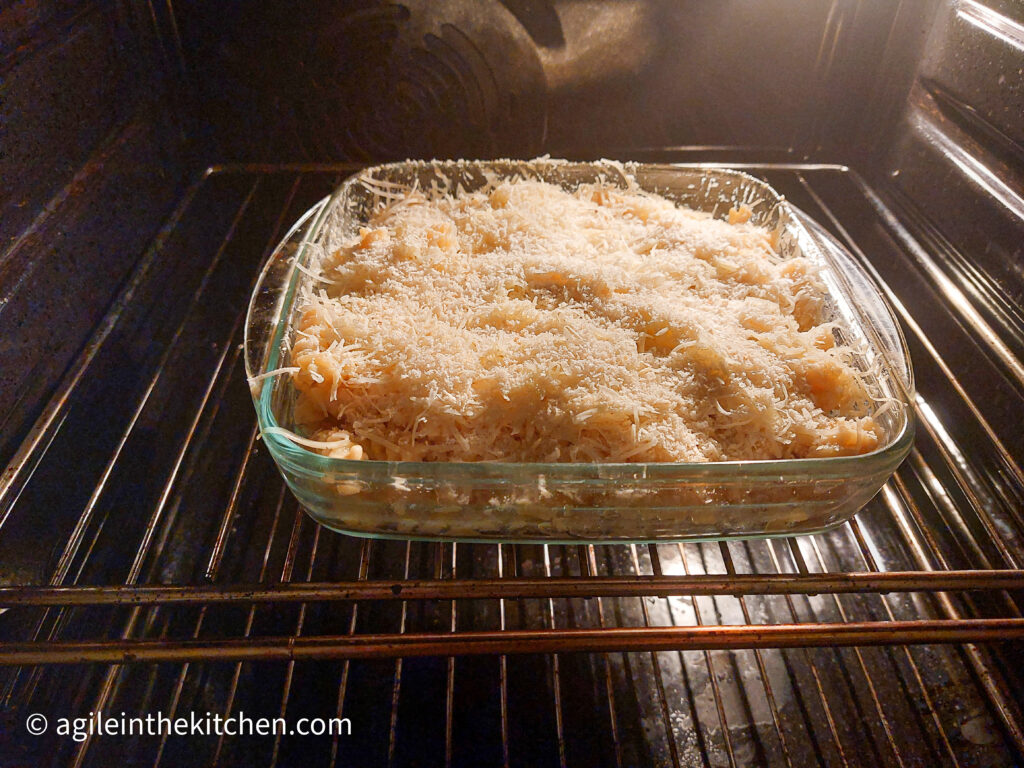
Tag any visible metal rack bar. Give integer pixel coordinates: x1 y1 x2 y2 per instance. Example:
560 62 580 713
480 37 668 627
208 175 308 768
152 415 273 763
912 409 1022 574
386 541 413 768
69 319 253 767
4 571 1020 606
150 370 293 768
70 343 253 766
627 545 682 767
2 620 1022 665
204 425 260 579
69 175 287 768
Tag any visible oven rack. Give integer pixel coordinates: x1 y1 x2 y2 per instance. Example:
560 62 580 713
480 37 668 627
2 570 1024 664
2 161 1023 767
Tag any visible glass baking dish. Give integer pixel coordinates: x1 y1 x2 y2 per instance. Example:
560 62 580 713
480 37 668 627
244 160 914 543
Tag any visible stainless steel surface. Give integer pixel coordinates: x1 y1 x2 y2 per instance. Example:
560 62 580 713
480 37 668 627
1 161 1022 766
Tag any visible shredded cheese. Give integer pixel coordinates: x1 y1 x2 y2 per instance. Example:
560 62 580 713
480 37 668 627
288 174 882 463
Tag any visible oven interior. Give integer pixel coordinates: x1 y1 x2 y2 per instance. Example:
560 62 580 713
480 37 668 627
1 1 1023 765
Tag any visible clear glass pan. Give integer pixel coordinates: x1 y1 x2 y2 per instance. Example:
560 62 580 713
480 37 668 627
245 160 914 543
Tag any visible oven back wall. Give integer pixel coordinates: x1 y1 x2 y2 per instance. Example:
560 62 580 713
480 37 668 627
171 0 938 166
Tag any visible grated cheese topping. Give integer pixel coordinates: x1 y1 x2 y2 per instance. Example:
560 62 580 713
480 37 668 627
288 174 881 463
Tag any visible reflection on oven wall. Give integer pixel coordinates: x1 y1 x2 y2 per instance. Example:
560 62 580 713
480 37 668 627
174 0 939 165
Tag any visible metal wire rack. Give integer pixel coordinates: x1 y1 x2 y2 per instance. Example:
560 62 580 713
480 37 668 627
1 161 1023 767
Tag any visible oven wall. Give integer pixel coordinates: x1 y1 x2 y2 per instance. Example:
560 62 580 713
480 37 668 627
881 0 1024 322
0 0 190 466
169 0 939 167
869 0 1024 460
